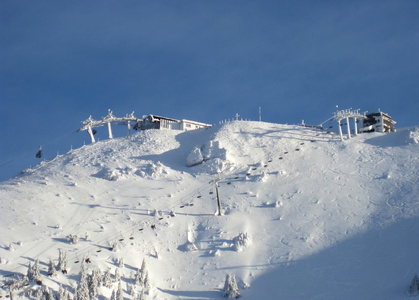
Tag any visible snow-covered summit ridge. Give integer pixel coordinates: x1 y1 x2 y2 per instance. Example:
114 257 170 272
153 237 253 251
0 121 418 299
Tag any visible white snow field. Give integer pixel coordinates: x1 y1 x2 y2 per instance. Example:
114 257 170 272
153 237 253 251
0 121 418 299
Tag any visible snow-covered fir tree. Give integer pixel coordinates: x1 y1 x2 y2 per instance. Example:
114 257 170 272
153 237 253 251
27 259 41 282
102 268 113 289
135 258 151 294
88 268 101 299
116 280 124 300
33 259 41 281
136 290 146 300
223 274 240 299
410 273 419 296
47 258 57 277
44 287 55 300
143 272 150 294
58 249 68 273
110 289 116 300
114 267 121 283
118 257 124 268
75 261 89 300
34 286 44 299
57 285 71 300
27 262 34 281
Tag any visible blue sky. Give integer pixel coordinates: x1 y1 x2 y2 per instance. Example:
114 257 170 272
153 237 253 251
1 0 418 181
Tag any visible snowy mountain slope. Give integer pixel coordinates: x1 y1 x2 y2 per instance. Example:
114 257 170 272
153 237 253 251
0 121 418 299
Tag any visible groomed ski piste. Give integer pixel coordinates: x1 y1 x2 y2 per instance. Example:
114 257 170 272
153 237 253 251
0 121 418 299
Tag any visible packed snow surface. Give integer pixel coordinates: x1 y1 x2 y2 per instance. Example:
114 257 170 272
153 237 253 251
0 121 418 299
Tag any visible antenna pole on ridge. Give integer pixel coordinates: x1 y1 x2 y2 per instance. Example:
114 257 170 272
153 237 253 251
259 106 262 122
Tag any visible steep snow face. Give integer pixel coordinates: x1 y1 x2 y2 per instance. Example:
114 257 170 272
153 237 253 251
0 121 418 299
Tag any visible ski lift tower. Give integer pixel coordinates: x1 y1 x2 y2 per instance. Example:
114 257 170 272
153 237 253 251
78 110 140 143
333 108 366 141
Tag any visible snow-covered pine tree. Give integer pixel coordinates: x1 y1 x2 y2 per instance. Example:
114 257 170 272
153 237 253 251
27 262 34 281
223 274 240 299
110 289 117 300
116 280 124 300
58 249 68 273
103 268 113 288
47 258 57 277
44 287 55 300
88 268 101 299
410 273 419 296
137 290 145 300
143 272 151 295
139 259 148 284
34 286 43 299
114 267 121 283
135 258 150 294
128 283 136 297
57 285 71 300
118 257 124 268
75 261 89 300
134 268 141 286
27 259 42 283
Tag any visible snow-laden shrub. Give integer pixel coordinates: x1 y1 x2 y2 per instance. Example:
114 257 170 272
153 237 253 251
223 274 240 299
0 257 10 264
8 276 29 292
67 234 79 244
136 161 169 179
109 240 119 252
232 232 251 252
8 243 15 251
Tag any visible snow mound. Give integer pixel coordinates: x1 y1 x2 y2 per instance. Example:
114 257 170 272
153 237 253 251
95 167 136 181
136 161 169 179
186 140 228 173
366 127 419 147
